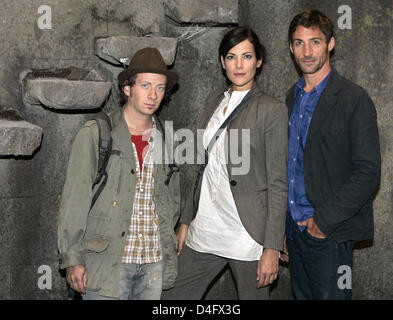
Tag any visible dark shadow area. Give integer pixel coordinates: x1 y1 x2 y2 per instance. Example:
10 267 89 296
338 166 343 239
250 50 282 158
202 265 238 300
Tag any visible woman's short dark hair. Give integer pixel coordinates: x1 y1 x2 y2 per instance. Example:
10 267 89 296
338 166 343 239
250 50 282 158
288 9 334 44
219 27 265 62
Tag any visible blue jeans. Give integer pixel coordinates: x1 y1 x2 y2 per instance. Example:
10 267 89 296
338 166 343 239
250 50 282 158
287 219 354 300
84 261 163 300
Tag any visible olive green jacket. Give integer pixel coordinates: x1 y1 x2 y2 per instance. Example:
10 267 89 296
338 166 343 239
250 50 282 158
57 108 180 298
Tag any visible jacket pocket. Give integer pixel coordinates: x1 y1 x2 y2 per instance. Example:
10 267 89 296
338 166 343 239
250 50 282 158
85 215 112 236
83 234 111 291
83 235 110 252
304 227 329 242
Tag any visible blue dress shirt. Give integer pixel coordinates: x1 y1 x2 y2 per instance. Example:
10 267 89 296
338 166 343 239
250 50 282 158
286 71 331 239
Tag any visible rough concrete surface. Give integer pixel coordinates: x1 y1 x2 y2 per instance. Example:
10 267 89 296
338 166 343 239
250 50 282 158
95 36 178 66
165 0 238 24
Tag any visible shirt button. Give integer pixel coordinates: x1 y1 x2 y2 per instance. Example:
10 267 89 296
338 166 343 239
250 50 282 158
300 115 303 119
293 158 296 161
131 169 135 174
139 211 143 215
139 233 142 238
291 180 294 183
113 201 117 207
140 188 144 192
290 200 294 204
297 136 300 140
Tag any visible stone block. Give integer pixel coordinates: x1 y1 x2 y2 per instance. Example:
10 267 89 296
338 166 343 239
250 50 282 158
0 107 43 156
21 67 112 110
95 36 178 66
165 0 238 24
105 0 166 36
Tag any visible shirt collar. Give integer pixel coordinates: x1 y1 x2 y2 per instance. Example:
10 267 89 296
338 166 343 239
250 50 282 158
295 70 332 97
224 87 251 98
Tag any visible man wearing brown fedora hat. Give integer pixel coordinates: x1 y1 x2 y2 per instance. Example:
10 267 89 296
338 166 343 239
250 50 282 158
58 47 181 300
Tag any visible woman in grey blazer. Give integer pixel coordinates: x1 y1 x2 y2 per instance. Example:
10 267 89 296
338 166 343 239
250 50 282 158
164 27 288 300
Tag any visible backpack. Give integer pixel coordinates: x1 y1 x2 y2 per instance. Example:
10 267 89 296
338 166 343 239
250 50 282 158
90 112 179 209
90 112 113 209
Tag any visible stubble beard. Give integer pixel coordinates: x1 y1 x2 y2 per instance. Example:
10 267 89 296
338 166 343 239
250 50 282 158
297 47 329 75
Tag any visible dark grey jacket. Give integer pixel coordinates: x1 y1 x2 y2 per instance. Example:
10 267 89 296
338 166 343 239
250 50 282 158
181 86 288 251
286 69 381 242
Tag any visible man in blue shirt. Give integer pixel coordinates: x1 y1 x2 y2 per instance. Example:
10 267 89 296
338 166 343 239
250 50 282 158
287 72 330 235
281 10 381 300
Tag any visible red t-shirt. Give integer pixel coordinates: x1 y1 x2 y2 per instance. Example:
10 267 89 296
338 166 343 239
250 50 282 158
131 134 150 173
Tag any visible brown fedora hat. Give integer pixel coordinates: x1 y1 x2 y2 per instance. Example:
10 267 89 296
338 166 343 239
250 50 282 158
118 47 178 90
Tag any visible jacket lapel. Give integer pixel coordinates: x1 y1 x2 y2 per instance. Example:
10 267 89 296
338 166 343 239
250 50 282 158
306 69 341 140
202 85 262 130
201 92 225 129
110 109 136 171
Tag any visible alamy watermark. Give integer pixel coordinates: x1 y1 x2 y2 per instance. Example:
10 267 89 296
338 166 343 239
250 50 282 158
37 5 52 30
144 122 251 176
337 5 352 30
37 265 52 290
337 265 352 290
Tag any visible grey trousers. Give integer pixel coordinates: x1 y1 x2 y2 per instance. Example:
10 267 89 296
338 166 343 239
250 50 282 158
162 245 269 300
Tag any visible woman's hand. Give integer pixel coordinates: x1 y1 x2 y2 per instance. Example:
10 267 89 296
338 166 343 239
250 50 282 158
257 248 279 288
176 224 189 255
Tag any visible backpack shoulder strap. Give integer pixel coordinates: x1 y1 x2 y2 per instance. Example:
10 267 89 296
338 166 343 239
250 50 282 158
154 116 180 185
91 111 112 209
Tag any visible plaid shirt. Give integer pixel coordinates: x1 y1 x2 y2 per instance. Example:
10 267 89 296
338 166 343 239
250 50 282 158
122 120 162 264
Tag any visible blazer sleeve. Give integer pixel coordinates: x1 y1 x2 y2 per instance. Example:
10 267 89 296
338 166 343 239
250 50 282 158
262 101 289 251
57 121 98 269
314 90 381 235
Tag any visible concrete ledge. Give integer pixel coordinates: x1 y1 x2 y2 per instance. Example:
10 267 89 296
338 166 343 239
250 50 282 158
165 0 238 24
95 36 178 66
0 108 43 156
21 68 112 110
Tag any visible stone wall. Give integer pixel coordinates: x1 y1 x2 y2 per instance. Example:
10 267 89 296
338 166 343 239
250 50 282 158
0 0 391 299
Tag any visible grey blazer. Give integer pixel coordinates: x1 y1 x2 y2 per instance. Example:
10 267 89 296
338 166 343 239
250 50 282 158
181 85 288 251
